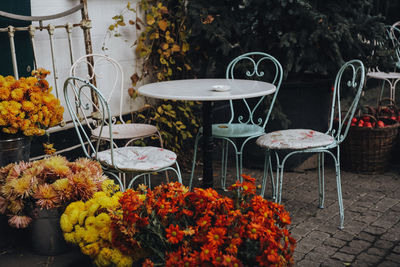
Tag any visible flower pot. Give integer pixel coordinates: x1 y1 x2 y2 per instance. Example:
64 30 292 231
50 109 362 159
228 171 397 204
0 134 31 167
31 208 70 255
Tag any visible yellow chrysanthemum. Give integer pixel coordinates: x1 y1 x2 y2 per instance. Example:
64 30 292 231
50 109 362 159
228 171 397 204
96 195 115 210
9 175 32 198
51 178 69 192
94 213 111 229
64 201 85 215
63 232 76 243
42 156 70 176
98 227 112 241
85 216 96 228
115 255 133 267
94 247 113 267
22 101 35 112
10 88 24 101
101 179 120 196
88 202 100 216
60 213 73 233
78 210 88 226
0 86 10 100
82 226 99 243
68 208 80 226
81 242 100 256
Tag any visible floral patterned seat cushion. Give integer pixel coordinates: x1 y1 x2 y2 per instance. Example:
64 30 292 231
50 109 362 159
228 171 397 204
92 123 158 140
256 129 335 150
96 146 177 172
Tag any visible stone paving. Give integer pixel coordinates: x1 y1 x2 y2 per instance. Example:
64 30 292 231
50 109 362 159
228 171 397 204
186 161 400 267
1 159 399 266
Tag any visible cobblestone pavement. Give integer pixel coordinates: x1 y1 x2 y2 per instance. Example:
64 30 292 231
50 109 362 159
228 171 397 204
186 162 400 267
1 161 399 266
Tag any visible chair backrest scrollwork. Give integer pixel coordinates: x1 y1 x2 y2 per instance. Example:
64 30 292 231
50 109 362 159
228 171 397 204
225 52 283 130
328 59 365 144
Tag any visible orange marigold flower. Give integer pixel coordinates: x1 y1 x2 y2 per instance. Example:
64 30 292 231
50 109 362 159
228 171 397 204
165 224 184 244
241 173 256 183
196 215 211 228
247 222 262 240
142 258 154 267
207 227 226 247
165 250 182 266
199 243 216 262
221 254 238 266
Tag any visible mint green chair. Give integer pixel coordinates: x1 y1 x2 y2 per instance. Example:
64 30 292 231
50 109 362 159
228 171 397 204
189 52 283 191
256 60 365 229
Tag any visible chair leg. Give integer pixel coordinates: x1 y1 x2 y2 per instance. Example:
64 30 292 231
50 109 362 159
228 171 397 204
318 152 325 208
189 133 201 190
261 150 273 198
274 152 284 204
221 139 229 190
335 150 344 229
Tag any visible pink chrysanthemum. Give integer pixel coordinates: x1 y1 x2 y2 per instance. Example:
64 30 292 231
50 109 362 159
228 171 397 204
8 215 32 228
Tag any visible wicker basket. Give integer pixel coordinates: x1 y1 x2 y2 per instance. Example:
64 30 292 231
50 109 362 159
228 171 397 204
341 117 398 174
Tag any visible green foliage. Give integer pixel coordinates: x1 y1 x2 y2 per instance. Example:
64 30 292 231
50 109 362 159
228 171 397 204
186 0 395 80
109 1 200 162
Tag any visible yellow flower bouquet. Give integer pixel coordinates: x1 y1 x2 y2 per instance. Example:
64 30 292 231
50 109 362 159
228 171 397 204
0 68 63 137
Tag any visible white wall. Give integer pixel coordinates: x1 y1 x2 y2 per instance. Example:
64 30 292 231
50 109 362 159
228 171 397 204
30 0 145 126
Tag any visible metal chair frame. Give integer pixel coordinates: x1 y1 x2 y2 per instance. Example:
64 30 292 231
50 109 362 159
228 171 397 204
64 76 181 191
367 22 400 103
258 60 365 229
70 54 163 147
189 52 283 190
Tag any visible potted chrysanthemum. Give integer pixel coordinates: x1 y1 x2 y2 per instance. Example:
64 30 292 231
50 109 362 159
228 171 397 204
0 156 119 255
0 68 64 167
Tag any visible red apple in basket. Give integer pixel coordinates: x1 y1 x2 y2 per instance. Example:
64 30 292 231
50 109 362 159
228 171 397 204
364 122 372 128
362 116 370 122
377 121 385 128
391 116 397 121
351 117 358 123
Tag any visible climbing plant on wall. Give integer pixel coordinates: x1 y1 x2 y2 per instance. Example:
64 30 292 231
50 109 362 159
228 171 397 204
109 0 200 163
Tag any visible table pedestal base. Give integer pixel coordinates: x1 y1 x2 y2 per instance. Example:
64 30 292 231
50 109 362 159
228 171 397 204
202 101 213 188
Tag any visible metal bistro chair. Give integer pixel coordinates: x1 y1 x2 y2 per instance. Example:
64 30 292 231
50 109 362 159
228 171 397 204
256 59 365 229
63 76 182 191
367 22 400 102
70 54 163 148
190 52 283 191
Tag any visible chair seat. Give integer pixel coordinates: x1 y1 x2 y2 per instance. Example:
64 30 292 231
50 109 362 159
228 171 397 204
92 123 158 140
96 146 177 172
200 123 264 138
256 129 335 150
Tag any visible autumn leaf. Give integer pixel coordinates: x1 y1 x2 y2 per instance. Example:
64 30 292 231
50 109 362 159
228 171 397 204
130 73 140 85
171 44 180 53
146 14 155 25
129 20 135 25
158 20 168 31
161 43 169 50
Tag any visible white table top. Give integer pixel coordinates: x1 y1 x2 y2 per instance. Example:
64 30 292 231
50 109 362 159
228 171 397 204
138 78 276 101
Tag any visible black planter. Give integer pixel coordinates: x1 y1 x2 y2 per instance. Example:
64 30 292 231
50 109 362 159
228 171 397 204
243 78 332 170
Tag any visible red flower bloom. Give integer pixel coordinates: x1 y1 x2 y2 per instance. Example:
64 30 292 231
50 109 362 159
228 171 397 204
166 224 184 244
207 227 226 247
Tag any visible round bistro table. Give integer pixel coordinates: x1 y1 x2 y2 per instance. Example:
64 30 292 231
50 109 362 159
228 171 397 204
138 79 276 188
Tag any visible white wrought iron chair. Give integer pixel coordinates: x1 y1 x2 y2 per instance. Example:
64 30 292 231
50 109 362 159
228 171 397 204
189 52 283 191
63 76 181 191
256 59 365 229
70 54 163 147
367 22 400 102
